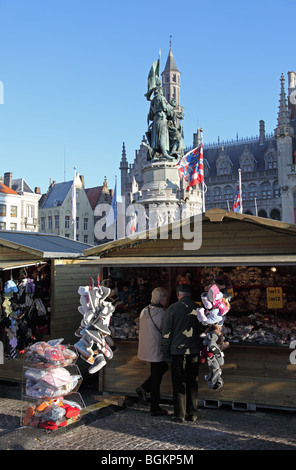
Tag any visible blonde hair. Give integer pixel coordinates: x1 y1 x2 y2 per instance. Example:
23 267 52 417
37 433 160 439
151 287 168 305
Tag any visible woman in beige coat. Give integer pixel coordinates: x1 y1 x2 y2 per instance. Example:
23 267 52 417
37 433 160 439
137 287 169 416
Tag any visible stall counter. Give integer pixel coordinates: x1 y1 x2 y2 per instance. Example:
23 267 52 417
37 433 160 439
99 340 296 411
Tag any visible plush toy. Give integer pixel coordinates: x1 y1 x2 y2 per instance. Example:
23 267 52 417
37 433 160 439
199 310 227 390
197 283 231 390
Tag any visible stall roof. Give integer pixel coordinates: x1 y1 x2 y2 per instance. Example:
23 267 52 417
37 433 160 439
82 208 296 266
0 260 48 271
0 231 93 258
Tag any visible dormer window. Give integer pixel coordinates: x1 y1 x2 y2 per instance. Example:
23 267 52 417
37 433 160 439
243 164 252 172
264 143 277 170
240 145 256 173
216 147 233 176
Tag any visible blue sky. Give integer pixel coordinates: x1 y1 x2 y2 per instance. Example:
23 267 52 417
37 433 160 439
0 0 295 195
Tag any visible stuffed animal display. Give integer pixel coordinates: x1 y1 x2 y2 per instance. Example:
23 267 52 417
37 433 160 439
197 284 231 390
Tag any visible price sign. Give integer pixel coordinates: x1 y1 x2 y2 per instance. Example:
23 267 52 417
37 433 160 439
266 287 283 309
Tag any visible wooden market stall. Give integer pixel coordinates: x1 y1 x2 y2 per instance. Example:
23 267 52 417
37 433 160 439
82 208 296 411
0 231 96 381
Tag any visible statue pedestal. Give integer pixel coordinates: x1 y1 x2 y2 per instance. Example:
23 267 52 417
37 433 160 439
130 160 202 215
139 161 180 203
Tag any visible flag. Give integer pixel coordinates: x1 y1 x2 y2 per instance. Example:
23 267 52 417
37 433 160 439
106 178 117 239
232 181 243 213
71 167 77 239
145 49 161 101
176 143 204 190
130 214 136 235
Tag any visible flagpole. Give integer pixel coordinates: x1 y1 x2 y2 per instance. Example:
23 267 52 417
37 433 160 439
72 166 77 240
254 197 258 217
238 168 243 213
114 175 117 240
200 128 205 213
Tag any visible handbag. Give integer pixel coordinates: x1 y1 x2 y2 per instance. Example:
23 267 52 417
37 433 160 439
148 306 170 362
147 306 162 335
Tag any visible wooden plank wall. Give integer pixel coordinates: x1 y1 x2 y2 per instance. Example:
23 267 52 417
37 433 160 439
0 247 38 261
101 221 296 259
100 341 296 410
0 357 24 381
51 260 103 344
99 341 173 397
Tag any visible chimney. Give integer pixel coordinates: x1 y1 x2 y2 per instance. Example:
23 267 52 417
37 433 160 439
4 172 12 188
79 175 85 188
35 187 41 194
259 120 265 145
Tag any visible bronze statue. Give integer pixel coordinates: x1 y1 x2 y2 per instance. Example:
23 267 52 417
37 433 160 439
144 51 184 162
147 86 173 161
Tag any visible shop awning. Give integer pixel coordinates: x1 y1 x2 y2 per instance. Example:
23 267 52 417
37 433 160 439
0 231 93 258
0 260 47 271
82 208 296 266
80 254 296 267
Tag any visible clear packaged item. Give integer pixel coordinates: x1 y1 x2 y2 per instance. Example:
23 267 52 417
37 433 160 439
21 392 85 430
21 339 84 431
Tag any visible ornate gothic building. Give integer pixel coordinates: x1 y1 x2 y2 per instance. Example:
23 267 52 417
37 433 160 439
120 50 296 224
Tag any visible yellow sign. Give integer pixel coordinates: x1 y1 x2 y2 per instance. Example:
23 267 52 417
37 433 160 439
266 287 283 309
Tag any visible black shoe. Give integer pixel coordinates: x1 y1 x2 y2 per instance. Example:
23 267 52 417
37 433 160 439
136 386 148 405
186 415 198 422
151 408 168 416
171 415 184 423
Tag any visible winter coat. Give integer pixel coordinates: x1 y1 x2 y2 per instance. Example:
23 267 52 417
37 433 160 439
137 304 166 363
162 296 204 360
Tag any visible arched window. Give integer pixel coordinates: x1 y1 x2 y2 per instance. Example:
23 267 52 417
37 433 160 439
213 187 222 203
248 183 258 200
273 181 279 198
258 209 267 218
224 185 233 202
270 208 281 221
261 182 271 199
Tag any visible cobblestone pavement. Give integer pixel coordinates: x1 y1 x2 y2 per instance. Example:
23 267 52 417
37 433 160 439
1 379 296 452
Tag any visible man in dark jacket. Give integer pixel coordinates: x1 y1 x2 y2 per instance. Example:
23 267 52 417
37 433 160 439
162 284 204 422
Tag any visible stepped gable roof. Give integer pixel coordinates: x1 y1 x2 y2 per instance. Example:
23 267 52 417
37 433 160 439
0 182 18 195
40 181 72 209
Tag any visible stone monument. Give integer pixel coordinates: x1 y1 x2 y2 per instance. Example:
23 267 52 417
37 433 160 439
124 49 203 235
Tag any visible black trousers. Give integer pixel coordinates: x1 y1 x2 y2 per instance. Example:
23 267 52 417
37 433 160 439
142 361 168 412
171 354 199 420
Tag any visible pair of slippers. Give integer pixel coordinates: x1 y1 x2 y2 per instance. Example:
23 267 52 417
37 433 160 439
75 284 116 374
